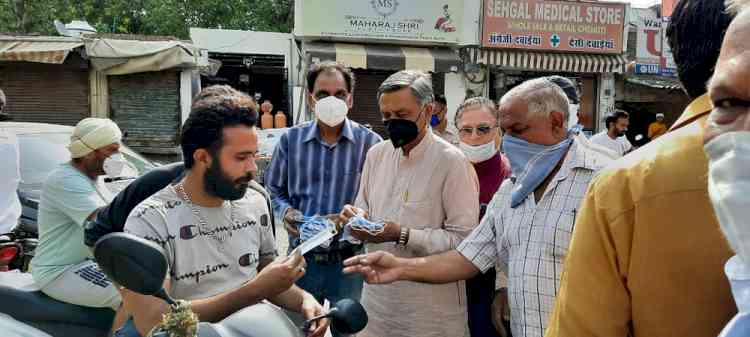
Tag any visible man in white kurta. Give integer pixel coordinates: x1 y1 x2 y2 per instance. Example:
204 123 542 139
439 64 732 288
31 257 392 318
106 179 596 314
342 71 480 337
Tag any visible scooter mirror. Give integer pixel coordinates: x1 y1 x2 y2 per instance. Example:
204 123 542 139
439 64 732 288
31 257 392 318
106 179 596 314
329 298 368 334
94 233 168 296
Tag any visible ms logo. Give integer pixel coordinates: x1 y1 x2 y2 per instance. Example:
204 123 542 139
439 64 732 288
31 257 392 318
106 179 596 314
371 0 399 17
550 34 561 48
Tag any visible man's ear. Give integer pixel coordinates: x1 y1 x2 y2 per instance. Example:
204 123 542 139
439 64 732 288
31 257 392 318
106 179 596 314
550 111 565 130
346 93 354 110
307 92 315 111
193 148 212 168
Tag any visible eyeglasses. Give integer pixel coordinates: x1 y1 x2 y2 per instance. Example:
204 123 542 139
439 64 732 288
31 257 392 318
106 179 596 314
458 125 498 136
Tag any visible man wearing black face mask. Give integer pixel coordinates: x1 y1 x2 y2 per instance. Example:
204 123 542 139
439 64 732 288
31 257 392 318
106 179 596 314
338 70 480 337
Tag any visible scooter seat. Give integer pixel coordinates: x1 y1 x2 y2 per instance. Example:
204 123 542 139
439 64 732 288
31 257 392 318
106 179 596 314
0 284 115 330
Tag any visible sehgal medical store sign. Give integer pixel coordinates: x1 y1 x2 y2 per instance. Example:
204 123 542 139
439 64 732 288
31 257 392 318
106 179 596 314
299 0 463 44
482 0 627 54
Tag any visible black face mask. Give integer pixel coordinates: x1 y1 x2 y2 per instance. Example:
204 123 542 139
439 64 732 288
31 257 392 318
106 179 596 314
384 108 425 148
204 159 253 201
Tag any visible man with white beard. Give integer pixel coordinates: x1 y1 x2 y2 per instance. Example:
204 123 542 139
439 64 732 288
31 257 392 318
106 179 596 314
704 1 750 335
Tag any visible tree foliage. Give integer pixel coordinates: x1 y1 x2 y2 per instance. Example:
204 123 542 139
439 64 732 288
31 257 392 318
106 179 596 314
0 0 293 38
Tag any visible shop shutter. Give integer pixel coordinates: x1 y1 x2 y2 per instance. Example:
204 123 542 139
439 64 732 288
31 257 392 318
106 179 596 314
351 70 393 138
108 71 181 154
0 54 89 126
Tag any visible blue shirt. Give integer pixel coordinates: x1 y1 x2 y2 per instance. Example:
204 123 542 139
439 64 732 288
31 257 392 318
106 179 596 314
719 255 750 337
265 119 382 246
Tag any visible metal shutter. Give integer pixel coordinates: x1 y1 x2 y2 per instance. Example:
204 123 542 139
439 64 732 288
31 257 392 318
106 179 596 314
351 70 393 138
0 54 89 126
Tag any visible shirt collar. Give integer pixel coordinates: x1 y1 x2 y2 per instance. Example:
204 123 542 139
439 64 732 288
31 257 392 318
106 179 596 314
725 255 750 313
301 119 356 144
670 94 712 132
401 129 434 159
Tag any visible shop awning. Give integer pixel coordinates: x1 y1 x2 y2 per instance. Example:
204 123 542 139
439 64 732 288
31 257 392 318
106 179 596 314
465 47 628 74
304 42 460 73
85 38 205 75
0 37 83 64
625 76 682 90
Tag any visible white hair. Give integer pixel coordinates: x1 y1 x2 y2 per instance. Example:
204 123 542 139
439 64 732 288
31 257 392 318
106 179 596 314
377 70 434 108
500 78 570 128
727 0 750 15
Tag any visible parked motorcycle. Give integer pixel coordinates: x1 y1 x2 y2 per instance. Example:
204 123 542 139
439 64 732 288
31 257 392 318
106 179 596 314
0 226 38 272
94 232 369 337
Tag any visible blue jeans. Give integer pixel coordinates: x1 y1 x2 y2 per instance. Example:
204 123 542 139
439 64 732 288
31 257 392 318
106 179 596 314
293 248 364 337
114 317 141 337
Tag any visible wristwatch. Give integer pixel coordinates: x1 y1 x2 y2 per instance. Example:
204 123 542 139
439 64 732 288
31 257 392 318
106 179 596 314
397 227 410 247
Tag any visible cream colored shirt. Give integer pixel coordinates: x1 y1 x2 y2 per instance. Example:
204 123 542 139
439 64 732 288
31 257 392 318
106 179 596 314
354 130 480 337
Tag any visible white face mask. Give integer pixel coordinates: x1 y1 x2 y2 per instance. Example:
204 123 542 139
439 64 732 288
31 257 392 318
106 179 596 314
103 152 137 178
315 96 349 127
459 140 497 163
705 131 750 265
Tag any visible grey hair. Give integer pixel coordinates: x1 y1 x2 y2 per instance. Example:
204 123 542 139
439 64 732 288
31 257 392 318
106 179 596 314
0 89 5 104
377 70 434 108
727 0 750 15
500 78 570 128
454 97 499 128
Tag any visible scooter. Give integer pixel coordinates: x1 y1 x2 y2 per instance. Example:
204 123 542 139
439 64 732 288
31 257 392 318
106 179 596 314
0 233 368 337
0 270 116 337
94 232 368 337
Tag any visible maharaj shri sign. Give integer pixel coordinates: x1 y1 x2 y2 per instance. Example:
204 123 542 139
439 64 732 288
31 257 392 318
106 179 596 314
482 0 627 54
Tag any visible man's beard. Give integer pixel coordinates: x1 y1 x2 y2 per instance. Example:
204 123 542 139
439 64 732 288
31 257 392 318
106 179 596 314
204 161 253 201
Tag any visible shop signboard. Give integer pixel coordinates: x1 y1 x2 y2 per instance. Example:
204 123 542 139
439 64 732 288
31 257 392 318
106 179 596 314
298 0 463 44
482 0 627 54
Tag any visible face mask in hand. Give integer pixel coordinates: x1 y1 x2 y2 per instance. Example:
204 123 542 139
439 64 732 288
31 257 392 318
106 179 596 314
430 115 440 127
315 96 349 127
459 141 497 163
705 131 750 265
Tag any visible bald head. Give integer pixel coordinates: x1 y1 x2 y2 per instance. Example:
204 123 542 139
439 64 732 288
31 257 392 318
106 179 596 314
705 9 750 143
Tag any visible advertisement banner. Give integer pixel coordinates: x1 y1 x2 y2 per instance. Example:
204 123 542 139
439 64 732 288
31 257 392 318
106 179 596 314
299 0 463 44
481 0 627 54
660 16 677 76
635 9 661 64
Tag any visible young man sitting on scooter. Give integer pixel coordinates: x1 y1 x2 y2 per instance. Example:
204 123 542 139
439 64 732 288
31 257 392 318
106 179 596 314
116 85 329 337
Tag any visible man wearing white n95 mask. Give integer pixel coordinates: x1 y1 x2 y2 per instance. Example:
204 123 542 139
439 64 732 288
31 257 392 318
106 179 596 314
704 3 750 335
31 118 131 332
264 61 382 336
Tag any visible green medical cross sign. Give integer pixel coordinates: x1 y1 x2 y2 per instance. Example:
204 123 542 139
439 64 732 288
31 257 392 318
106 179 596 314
550 34 561 48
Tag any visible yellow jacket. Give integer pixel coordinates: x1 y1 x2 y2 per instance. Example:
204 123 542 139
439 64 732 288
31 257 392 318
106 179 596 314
545 94 736 337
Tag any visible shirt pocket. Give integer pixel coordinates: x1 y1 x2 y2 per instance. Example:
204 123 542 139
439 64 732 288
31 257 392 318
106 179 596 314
397 200 441 230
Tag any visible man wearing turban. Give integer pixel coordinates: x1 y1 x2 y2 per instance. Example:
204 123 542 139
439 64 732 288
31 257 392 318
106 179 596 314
30 117 129 331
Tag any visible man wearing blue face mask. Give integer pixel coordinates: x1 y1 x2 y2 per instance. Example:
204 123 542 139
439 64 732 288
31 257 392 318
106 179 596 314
431 94 459 145
341 77 613 337
264 61 381 336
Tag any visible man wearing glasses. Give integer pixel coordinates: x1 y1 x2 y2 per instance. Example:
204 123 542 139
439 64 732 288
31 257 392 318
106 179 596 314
342 77 613 337
264 61 382 336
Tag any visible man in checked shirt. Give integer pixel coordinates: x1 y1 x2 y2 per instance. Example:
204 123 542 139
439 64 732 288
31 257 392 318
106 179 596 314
342 77 613 337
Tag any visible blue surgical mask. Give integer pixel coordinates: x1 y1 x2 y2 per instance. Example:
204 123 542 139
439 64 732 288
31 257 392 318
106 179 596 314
430 115 440 127
502 134 573 208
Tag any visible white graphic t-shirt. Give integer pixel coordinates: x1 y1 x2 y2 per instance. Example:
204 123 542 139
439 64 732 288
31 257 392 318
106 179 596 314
124 184 277 301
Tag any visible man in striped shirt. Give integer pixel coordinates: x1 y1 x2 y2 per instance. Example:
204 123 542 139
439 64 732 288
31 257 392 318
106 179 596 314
264 61 381 336
342 77 612 337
